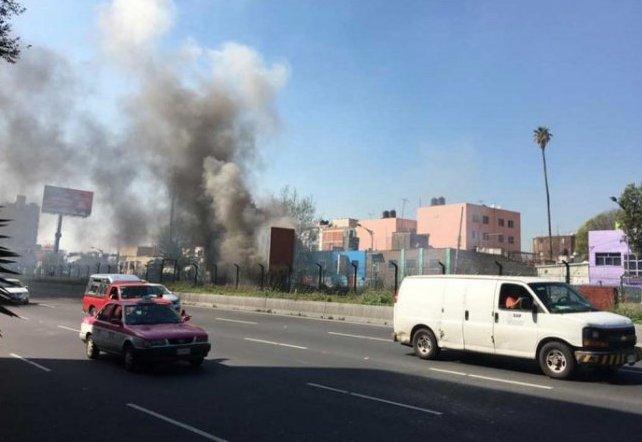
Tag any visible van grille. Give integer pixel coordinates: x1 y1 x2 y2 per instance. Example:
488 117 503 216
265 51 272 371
603 327 636 349
168 337 194 345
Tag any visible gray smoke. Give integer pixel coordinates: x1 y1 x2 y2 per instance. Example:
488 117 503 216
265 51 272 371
0 0 291 264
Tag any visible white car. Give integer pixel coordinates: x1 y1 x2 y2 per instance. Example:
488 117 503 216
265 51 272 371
393 275 640 379
147 283 181 313
0 278 30 304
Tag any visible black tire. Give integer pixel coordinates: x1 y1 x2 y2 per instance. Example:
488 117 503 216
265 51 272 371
190 357 204 368
123 345 138 372
538 341 576 379
85 334 100 359
412 328 439 360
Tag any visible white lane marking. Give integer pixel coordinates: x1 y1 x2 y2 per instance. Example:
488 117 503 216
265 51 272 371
307 383 442 416
38 303 56 308
468 374 552 390
327 331 390 342
10 353 52 372
20 316 30 321
307 382 348 394
126 403 227 442
215 317 258 325
244 337 307 350
57 325 81 333
429 367 467 376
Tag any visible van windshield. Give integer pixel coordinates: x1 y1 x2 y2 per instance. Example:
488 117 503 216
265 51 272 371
528 283 594 313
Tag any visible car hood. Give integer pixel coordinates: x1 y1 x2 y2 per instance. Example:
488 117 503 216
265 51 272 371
559 311 633 328
126 323 206 340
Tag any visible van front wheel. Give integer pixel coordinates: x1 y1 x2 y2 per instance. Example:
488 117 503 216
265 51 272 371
413 328 439 360
538 341 576 379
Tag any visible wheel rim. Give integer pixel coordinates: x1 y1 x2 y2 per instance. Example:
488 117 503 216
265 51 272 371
417 334 432 355
86 339 94 355
545 349 567 373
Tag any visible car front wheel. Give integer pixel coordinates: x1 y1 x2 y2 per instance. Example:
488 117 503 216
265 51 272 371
539 341 576 379
123 345 138 372
85 335 100 359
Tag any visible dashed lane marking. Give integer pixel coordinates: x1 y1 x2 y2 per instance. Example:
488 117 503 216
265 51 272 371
126 403 228 442
57 325 81 333
215 317 258 325
307 382 442 415
10 353 52 372
327 331 390 342
244 337 307 350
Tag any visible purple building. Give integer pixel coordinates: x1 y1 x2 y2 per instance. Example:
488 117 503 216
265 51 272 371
588 230 642 286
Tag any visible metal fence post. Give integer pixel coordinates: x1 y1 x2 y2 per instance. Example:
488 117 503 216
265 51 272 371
351 262 358 293
494 260 503 275
190 263 199 286
316 263 323 289
389 261 399 295
438 261 446 275
234 263 240 289
212 263 218 285
160 259 165 283
258 263 265 290
562 260 570 284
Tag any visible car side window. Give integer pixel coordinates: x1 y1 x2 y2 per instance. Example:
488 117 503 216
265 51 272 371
97 304 116 322
109 287 119 300
88 282 101 296
498 284 533 311
112 305 123 323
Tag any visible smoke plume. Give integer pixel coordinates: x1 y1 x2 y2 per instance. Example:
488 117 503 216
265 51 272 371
0 0 290 264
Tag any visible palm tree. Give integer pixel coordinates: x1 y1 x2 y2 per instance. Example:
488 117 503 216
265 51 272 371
533 127 554 262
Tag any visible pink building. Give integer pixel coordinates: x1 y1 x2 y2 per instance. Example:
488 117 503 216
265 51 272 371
355 217 417 251
416 203 521 253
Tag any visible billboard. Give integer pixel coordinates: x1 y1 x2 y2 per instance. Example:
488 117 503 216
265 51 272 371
42 185 93 218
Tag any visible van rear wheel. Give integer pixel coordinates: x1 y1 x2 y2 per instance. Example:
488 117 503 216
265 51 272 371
538 341 576 379
412 328 439 360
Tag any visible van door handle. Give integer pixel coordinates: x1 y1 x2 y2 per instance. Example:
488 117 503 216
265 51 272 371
464 310 469 321
494 312 499 323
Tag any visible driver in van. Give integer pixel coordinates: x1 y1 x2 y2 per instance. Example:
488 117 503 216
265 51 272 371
505 294 523 309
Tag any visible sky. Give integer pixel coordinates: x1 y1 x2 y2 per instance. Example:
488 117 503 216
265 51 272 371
11 0 642 251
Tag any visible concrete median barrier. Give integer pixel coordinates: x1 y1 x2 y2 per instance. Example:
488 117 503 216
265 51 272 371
178 292 393 325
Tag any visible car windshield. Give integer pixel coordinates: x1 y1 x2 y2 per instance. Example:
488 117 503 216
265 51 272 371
120 285 164 299
149 285 171 295
528 283 594 313
124 303 180 325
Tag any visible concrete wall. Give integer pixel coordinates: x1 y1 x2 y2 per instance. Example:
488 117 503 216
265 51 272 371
536 262 589 285
577 285 618 311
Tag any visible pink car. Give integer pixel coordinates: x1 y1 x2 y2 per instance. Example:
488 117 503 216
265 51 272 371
79 298 211 371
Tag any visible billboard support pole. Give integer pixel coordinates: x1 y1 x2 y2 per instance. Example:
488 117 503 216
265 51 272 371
53 214 63 254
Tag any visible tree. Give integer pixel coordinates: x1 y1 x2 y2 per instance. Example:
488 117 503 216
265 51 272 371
533 127 554 261
0 207 20 322
575 209 621 258
0 0 26 64
277 186 318 251
616 183 642 258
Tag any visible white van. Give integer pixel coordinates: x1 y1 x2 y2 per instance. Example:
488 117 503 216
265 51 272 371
393 275 640 379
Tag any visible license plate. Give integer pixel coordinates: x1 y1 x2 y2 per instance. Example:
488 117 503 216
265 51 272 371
177 348 191 356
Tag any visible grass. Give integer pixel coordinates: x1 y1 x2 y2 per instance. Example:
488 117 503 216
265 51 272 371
613 303 642 324
166 282 394 306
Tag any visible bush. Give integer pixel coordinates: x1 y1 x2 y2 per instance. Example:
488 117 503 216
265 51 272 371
613 303 642 324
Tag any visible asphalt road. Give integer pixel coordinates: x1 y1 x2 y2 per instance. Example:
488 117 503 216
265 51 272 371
1 282 642 441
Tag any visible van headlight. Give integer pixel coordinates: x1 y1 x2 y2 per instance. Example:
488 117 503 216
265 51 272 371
582 327 609 348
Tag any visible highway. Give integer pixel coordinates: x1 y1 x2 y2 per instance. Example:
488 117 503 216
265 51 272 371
1 283 642 441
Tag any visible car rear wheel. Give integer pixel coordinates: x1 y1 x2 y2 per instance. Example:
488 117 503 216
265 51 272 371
123 345 138 372
539 341 576 379
85 335 100 359
412 328 439 360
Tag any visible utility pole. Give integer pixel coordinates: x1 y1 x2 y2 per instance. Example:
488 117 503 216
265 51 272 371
401 198 409 219
53 214 63 254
